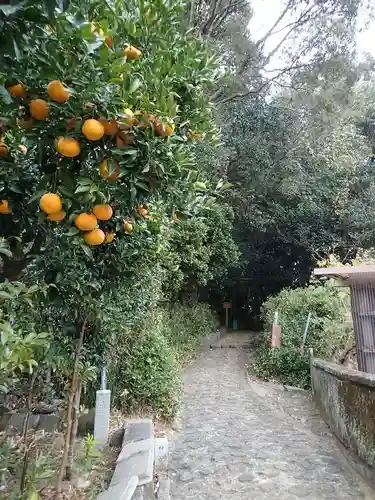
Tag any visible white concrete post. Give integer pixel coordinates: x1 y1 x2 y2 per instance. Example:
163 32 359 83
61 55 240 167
94 389 111 449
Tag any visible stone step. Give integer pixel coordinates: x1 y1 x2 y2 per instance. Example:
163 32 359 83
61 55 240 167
131 482 154 499
97 476 138 500
155 477 170 500
98 419 155 499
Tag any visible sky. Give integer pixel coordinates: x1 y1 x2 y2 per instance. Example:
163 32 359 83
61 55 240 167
249 0 375 69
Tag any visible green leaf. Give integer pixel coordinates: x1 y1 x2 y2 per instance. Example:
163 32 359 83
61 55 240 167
78 178 94 185
13 39 21 60
81 245 93 259
0 5 23 16
128 78 142 94
65 227 80 236
75 185 91 194
0 248 12 258
219 182 233 190
0 86 12 105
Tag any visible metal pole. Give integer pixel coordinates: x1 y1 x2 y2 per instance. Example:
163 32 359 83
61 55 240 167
301 312 311 352
101 366 107 390
274 310 279 325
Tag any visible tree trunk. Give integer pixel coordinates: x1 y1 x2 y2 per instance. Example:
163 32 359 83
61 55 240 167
20 373 36 495
56 316 87 495
65 379 82 480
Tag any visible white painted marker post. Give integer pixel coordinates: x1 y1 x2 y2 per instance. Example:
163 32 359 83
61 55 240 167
94 367 111 449
94 389 111 449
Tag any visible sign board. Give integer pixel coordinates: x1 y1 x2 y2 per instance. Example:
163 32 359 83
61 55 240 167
223 302 232 309
271 324 281 348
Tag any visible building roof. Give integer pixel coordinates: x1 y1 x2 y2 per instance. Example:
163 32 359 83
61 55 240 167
314 265 375 283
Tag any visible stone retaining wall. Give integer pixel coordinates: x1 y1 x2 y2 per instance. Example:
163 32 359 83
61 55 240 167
311 358 375 480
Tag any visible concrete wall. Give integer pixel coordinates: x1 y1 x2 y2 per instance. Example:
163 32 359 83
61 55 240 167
311 358 375 473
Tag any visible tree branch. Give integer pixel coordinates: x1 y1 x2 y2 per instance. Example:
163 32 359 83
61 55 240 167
210 0 247 36
189 0 195 26
254 0 294 50
215 62 308 105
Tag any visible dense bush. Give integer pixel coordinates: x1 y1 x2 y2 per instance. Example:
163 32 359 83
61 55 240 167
254 348 311 389
254 280 353 388
109 302 217 419
109 312 181 420
160 302 218 362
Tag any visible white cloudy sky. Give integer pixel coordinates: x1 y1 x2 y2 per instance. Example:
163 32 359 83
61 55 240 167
249 0 375 68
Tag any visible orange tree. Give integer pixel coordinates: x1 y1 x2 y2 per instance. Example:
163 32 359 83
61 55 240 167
0 0 221 491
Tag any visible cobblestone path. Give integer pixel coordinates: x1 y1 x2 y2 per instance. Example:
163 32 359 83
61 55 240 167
168 332 374 499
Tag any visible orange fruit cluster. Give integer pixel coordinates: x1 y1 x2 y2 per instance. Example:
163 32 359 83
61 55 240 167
4 70 161 246
4 77 176 164
0 200 11 214
39 193 65 222
74 204 114 246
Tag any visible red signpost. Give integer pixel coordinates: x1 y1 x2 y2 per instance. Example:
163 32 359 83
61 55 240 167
223 302 231 329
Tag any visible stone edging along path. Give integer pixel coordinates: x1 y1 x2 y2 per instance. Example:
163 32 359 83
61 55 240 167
98 418 171 500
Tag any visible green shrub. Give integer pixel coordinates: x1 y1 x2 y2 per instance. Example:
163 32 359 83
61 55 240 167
254 347 311 389
261 279 352 357
109 312 181 421
161 303 218 362
108 302 218 419
254 280 353 388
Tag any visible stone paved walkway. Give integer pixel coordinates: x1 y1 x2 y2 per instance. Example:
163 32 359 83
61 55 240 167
168 332 374 499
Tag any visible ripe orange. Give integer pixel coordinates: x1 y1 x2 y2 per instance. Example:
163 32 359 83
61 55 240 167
47 80 70 103
99 118 118 136
29 99 49 120
105 36 113 49
82 119 105 141
8 83 27 98
40 193 62 214
155 120 174 137
84 228 105 246
19 145 28 154
0 143 8 156
104 231 116 243
0 200 11 214
138 207 148 217
47 210 65 221
124 44 142 60
99 159 120 181
164 124 175 136
56 137 81 157
124 221 133 233
18 116 34 129
93 204 113 221
75 213 97 231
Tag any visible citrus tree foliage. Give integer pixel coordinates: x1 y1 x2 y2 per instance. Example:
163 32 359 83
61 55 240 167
0 0 230 490
0 280 49 393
